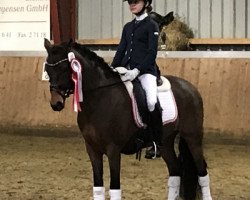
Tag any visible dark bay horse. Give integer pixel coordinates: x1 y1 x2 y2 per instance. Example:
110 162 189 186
44 39 212 200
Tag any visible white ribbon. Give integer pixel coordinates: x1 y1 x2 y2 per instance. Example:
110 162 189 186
68 52 83 112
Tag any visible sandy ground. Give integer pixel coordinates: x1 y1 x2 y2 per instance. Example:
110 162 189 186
0 130 249 200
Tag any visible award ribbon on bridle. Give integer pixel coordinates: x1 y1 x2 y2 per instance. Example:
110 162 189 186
68 52 83 112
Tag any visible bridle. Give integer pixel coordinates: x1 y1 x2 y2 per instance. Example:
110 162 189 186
45 58 68 67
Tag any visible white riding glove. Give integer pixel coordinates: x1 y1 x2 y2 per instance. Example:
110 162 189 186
121 68 140 82
115 66 128 75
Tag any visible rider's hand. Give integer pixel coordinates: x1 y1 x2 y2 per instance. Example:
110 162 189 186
115 67 128 75
121 68 140 81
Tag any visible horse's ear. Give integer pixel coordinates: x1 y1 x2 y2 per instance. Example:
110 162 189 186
149 11 163 25
67 38 76 50
44 38 52 52
161 11 174 27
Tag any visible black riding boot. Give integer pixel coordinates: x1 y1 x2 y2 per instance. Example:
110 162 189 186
144 104 163 159
149 103 163 146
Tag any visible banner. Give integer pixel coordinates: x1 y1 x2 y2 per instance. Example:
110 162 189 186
0 0 50 51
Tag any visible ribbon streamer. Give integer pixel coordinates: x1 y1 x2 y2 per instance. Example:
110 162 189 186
68 52 83 112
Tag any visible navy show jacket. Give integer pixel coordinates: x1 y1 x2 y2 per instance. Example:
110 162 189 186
111 16 159 76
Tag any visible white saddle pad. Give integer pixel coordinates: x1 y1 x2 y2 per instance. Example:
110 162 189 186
158 88 178 125
123 76 178 128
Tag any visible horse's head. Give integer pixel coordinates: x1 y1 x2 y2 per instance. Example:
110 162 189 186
149 11 174 47
44 38 74 111
149 11 174 31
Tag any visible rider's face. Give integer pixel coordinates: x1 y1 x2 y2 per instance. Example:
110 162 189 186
128 0 145 14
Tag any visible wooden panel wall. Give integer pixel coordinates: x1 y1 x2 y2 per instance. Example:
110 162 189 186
0 57 77 128
157 57 250 137
78 0 250 39
0 56 249 138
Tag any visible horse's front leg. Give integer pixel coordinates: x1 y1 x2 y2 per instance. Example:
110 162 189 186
161 132 181 200
85 142 105 200
107 145 122 200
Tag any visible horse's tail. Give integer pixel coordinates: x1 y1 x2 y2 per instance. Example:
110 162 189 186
179 137 198 199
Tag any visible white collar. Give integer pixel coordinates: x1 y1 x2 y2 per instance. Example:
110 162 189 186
135 13 148 21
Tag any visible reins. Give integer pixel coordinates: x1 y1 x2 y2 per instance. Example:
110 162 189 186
85 80 126 93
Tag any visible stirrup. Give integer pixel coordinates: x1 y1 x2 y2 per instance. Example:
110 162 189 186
152 141 157 159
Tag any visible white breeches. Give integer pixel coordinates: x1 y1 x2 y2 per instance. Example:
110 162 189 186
138 74 157 112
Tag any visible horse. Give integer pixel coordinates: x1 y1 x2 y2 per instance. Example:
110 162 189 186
149 11 194 51
44 38 212 200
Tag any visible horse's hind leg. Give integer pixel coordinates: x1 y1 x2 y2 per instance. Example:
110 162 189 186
106 146 122 200
161 130 181 200
85 142 105 200
161 132 180 176
185 136 212 200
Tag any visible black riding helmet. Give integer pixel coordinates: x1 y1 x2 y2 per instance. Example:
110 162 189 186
123 0 152 15
123 0 152 5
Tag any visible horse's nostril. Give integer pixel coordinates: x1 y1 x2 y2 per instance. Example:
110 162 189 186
51 102 64 111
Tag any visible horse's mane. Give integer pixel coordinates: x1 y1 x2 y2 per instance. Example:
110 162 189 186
71 42 110 70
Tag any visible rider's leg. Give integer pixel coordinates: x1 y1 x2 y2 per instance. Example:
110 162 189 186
138 74 157 112
138 74 163 146
149 101 163 145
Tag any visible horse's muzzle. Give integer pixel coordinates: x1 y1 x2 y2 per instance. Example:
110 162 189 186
50 101 65 111
50 90 65 111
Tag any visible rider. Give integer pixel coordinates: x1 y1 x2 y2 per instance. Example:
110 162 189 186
111 0 163 150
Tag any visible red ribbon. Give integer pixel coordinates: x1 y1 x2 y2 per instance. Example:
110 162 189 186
68 52 83 112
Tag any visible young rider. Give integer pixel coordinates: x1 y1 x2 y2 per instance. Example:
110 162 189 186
111 0 163 149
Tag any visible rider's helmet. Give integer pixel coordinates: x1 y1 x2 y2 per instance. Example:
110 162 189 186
123 0 153 14
123 0 152 5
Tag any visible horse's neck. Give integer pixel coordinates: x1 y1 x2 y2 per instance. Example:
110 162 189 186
73 49 123 106
80 59 120 95
81 64 125 110
73 46 115 83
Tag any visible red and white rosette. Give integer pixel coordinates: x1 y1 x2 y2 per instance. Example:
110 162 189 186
68 52 83 112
